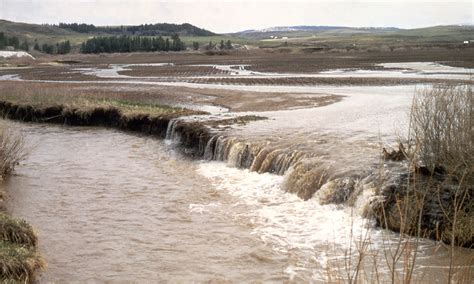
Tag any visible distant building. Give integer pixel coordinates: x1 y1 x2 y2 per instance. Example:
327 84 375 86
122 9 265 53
282 37 289 40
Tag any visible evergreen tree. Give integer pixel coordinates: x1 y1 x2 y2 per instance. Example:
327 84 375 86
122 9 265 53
156 36 165 51
206 41 213 50
192 41 199 51
20 40 29 51
41 43 55 54
225 40 232 50
0 33 6 49
64 40 71 53
79 35 188 54
34 43 41 51
171 34 185 51
220 40 225 50
57 40 72 54
142 37 152 51
9 36 20 49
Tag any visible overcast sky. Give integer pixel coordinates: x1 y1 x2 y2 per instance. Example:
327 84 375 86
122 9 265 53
0 0 472 33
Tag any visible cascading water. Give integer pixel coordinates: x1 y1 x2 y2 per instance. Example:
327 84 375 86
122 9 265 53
164 117 380 207
166 118 311 178
165 118 178 141
6 119 471 283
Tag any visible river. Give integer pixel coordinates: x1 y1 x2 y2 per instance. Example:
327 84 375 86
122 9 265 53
3 120 472 282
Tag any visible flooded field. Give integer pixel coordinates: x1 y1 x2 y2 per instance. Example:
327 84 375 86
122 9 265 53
3 121 473 282
0 53 473 282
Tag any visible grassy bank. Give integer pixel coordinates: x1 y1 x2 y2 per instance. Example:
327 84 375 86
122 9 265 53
0 214 45 282
0 82 201 118
0 127 45 282
0 81 204 137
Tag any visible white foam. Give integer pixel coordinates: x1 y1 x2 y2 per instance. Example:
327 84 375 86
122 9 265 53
196 161 380 279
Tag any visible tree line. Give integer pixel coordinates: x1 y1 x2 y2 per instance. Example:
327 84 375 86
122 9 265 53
0 32 71 54
56 23 123 34
0 32 26 51
80 34 186 53
34 40 72 54
53 22 215 37
206 40 233 50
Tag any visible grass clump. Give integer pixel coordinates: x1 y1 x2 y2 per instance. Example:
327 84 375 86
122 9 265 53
0 214 37 247
0 127 26 179
0 213 44 283
0 127 44 282
0 239 44 283
0 81 201 119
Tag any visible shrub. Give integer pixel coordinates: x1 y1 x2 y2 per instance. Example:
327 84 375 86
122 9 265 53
409 84 473 181
0 127 26 178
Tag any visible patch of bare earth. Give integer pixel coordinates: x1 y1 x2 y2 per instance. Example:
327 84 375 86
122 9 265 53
0 80 343 113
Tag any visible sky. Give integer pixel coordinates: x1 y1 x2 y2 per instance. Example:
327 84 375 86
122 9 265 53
0 0 472 33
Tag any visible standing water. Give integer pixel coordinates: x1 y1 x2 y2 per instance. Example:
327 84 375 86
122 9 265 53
3 121 473 282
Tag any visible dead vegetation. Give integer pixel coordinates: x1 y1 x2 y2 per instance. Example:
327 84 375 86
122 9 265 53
0 126 44 282
0 214 45 283
0 127 26 179
367 84 473 283
0 81 199 118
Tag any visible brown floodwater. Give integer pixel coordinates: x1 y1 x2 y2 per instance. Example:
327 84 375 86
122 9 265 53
3 121 473 282
4 122 288 282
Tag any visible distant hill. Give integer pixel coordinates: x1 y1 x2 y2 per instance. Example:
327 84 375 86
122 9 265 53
234 25 400 39
56 22 216 37
234 25 474 43
0 19 217 46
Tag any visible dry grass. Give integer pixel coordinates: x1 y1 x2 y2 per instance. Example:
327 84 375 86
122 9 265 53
367 84 474 283
0 125 44 282
0 127 26 179
0 240 45 283
0 214 45 283
0 81 199 118
409 84 473 247
330 84 474 283
0 214 37 247
410 84 473 180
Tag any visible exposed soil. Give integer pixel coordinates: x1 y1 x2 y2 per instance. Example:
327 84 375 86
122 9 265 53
119 65 230 77
35 48 474 72
183 77 471 86
0 80 343 113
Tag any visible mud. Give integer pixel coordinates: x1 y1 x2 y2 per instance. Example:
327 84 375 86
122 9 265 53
0 101 172 137
371 170 473 248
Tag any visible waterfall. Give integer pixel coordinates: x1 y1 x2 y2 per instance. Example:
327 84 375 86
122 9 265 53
165 119 178 140
163 118 399 213
166 119 307 178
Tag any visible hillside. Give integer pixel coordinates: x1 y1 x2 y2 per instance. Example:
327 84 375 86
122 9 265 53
0 19 218 47
234 25 474 44
232 25 474 51
234 26 400 40
0 19 85 45
57 22 216 37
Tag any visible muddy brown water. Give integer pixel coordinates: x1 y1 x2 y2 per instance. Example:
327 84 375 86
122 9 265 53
3 121 473 282
4 122 286 282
